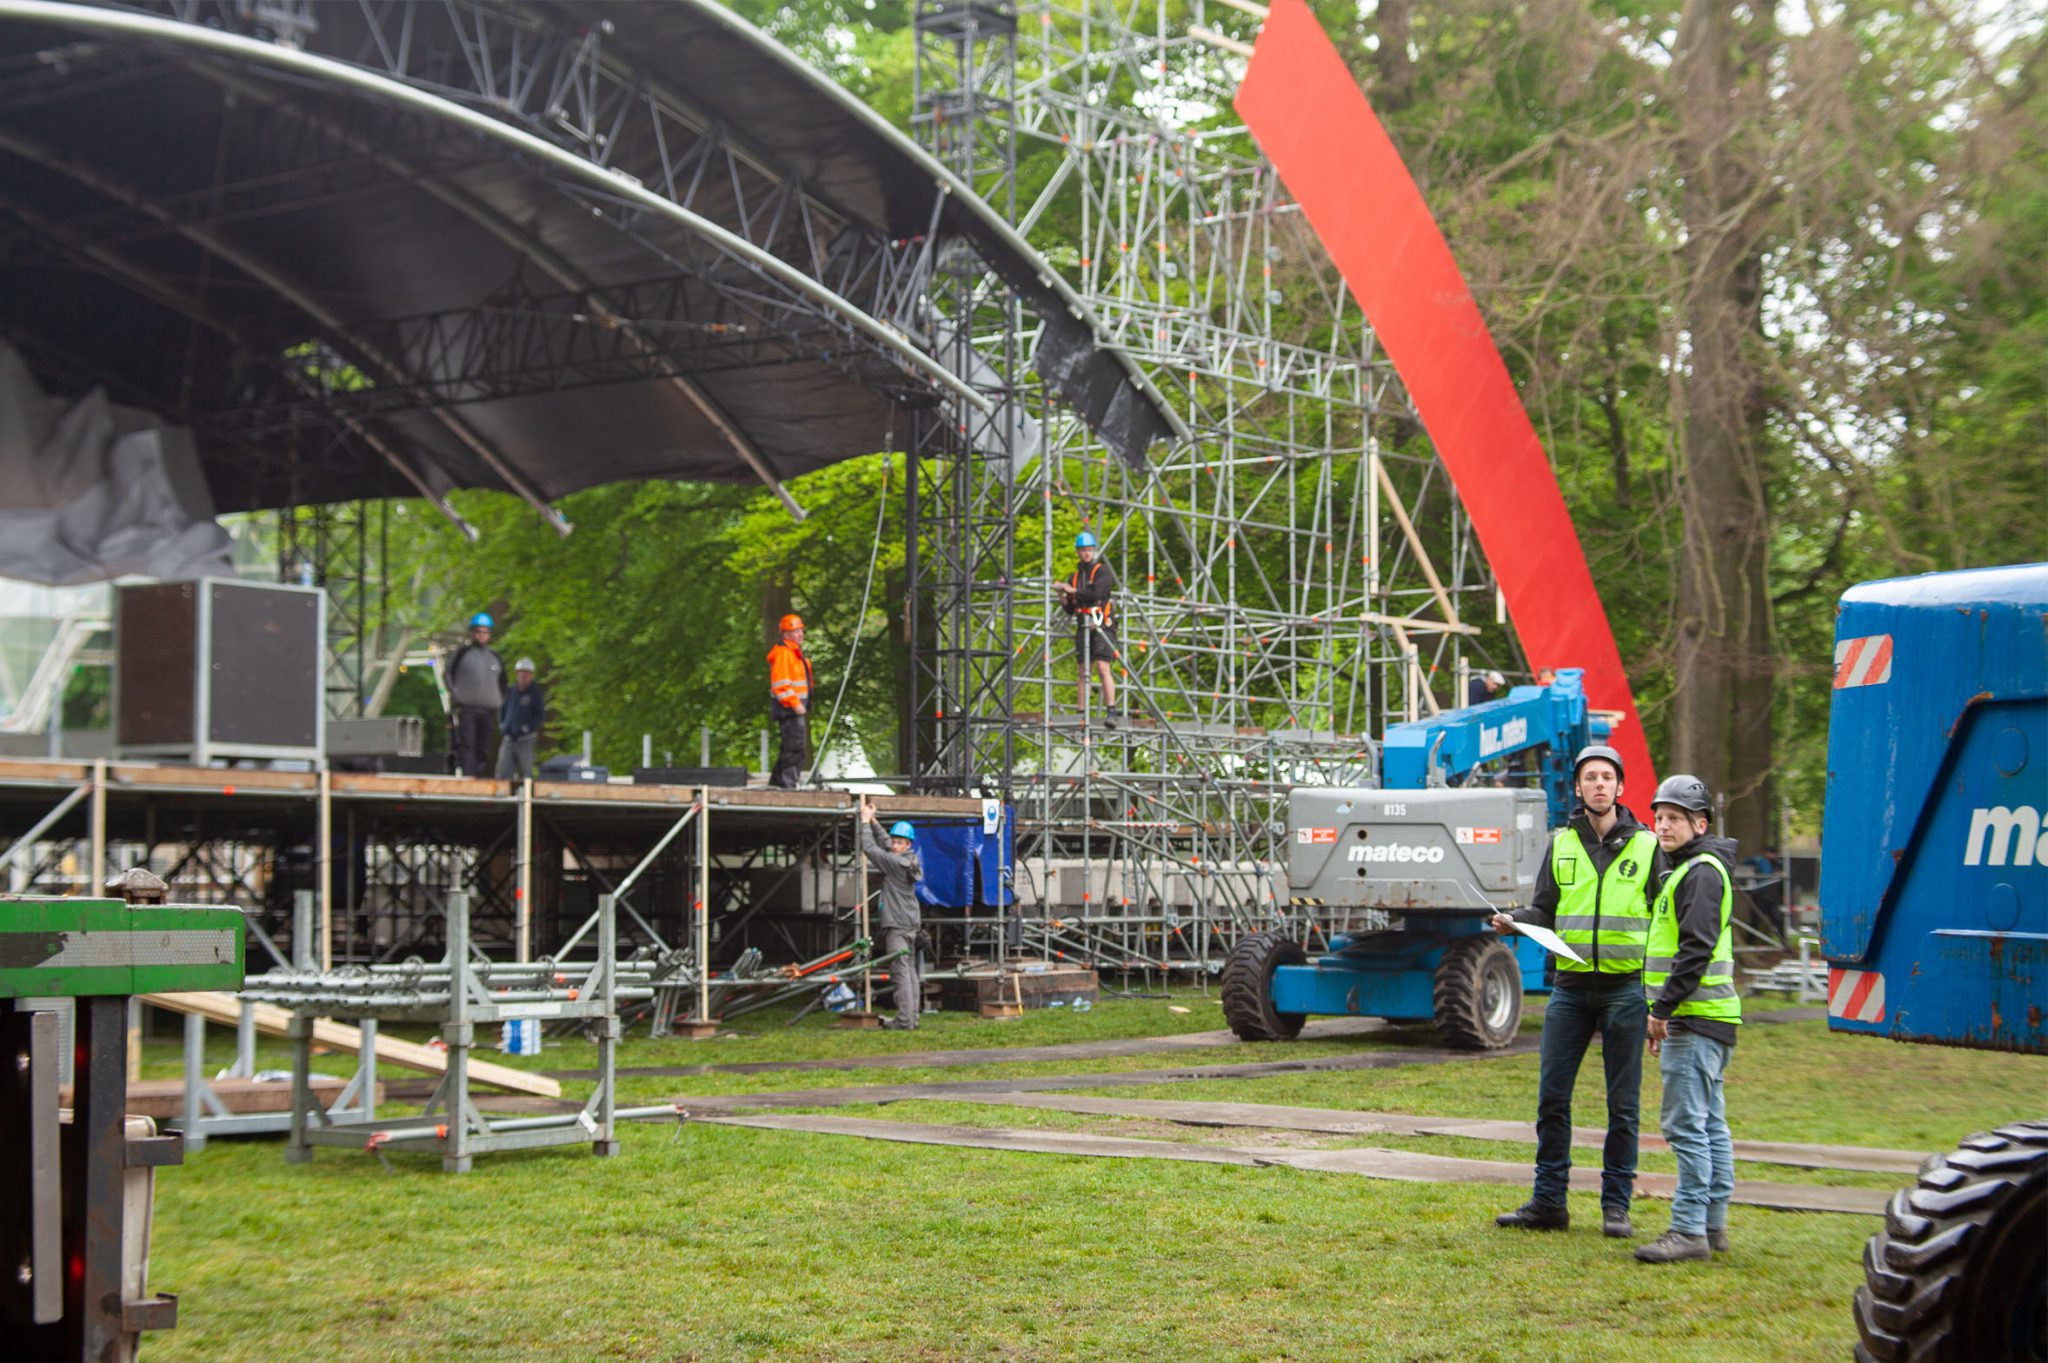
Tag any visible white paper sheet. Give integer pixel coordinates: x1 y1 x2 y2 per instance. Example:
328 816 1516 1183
1507 920 1587 965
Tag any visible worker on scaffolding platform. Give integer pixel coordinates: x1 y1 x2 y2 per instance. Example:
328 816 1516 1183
860 799 924 1029
496 658 545 783
1055 531 1120 727
767 614 814 789
443 611 506 778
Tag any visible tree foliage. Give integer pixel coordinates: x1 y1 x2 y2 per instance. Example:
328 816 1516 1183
368 0 2043 838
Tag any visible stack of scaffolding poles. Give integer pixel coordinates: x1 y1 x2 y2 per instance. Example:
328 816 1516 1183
255 891 674 1173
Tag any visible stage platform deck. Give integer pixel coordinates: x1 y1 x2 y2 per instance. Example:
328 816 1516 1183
0 757 983 843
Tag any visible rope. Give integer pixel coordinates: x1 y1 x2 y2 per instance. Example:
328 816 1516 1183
806 450 891 786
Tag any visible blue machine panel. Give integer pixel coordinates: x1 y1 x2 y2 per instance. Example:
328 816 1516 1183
1382 669 1607 827
1270 933 1552 1022
1819 563 2047 1052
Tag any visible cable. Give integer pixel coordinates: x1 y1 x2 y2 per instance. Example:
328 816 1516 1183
806 449 891 786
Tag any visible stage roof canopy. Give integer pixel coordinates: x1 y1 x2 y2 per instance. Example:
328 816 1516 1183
0 0 1174 528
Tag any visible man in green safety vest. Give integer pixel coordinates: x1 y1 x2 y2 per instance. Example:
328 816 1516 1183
1489 744 1666 1239
1634 773 1744 1264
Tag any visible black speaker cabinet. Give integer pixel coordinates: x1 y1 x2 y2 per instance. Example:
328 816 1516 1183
115 579 325 764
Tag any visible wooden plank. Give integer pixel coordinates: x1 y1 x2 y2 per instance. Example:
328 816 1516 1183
962 1095 1928 1173
0 759 89 783
701 1114 1263 1166
531 780 696 804
113 764 316 793
142 991 560 1098
328 772 502 798
700 1114 1889 1215
61 1075 383 1120
1269 1147 1889 1215
933 967 1099 1013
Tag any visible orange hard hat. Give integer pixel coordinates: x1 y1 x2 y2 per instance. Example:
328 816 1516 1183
780 614 804 632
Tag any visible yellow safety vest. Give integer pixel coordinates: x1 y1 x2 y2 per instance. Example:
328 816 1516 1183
1644 855 1743 1022
1549 826 1656 974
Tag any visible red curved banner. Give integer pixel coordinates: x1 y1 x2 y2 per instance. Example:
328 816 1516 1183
1236 0 1656 793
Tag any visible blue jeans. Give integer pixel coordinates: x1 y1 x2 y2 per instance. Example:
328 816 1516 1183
1659 1027 1735 1234
1533 984 1646 1210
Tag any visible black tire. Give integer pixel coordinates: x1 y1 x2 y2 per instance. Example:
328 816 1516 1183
1220 931 1307 1041
1853 1119 2048 1363
1432 936 1524 1050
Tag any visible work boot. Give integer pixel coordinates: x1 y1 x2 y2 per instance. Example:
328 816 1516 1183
1633 1230 1712 1263
1494 1201 1569 1231
1707 1228 1731 1253
1602 1208 1633 1239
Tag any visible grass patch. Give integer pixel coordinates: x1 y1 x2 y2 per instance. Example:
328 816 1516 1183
139 999 2043 1360
153 1121 1879 1363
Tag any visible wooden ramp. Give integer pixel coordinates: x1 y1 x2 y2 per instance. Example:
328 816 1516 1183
143 992 560 1098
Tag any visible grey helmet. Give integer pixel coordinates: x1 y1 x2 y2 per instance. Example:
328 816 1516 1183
1651 774 1713 817
1572 744 1626 783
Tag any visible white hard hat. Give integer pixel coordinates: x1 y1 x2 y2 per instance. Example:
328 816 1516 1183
515 657 536 672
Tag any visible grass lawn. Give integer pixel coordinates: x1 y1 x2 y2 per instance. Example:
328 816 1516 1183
142 997 2046 1362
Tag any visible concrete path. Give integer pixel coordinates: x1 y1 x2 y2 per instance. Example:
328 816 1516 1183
698 1113 1890 1216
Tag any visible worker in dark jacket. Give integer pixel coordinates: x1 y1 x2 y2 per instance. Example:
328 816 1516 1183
495 658 545 782
442 612 506 777
1054 531 1120 726
859 800 924 1029
767 614 814 789
1489 743 1668 1239
1635 774 1743 1264
1467 669 1506 706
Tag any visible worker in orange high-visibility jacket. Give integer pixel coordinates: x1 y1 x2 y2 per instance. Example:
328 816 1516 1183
767 614 814 789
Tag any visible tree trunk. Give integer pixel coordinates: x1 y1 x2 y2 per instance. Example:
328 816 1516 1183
1670 0 1776 852
761 573 793 656
1374 0 1416 112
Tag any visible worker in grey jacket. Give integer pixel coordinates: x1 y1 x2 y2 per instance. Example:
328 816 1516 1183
860 799 924 1030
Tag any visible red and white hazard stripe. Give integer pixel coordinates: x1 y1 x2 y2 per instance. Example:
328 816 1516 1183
1828 967 1886 1023
1833 634 1894 689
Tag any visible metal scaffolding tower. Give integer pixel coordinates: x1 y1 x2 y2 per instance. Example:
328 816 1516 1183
276 497 390 720
910 0 1501 970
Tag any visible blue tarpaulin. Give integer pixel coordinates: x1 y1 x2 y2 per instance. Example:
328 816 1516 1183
910 811 1014 909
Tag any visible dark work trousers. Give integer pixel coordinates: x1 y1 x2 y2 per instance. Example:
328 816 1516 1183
452 705 496 778
880 926 920 1027
1532 982 1647 1211
772 712 809 789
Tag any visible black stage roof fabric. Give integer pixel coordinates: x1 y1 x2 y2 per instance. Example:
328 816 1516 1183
0 0 1172 518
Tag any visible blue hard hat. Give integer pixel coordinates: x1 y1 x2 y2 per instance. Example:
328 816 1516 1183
469 612 494 629
1075 532 1097 549
887 820 916 841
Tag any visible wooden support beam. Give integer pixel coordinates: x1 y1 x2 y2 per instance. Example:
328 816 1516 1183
141 992 559 1098
1372 456 1463 631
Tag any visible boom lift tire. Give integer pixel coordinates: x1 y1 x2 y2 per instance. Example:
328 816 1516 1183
1431 936 1523 1050
1852 1119 2048 1363
1220 931 1308 1041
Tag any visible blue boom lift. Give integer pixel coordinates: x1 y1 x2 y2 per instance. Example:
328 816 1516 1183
1222 668 1615 1049
1816 564 2047 1363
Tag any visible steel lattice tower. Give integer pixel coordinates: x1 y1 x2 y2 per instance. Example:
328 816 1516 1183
911 0 1500 970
